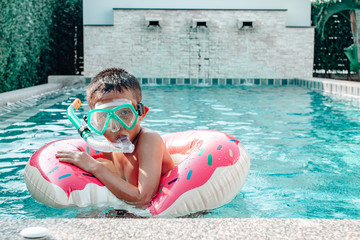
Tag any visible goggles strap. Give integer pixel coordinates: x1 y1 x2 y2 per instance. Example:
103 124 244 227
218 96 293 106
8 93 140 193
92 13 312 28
137 103 145 116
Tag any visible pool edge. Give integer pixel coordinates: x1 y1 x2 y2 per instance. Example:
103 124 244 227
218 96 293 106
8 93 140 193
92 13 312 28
1 218 359 239
0 83 64 108
0 75 86 108
1 77 359 108
295 77 360 99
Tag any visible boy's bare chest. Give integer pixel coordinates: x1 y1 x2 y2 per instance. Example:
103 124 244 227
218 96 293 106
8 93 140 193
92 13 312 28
113 153 139 185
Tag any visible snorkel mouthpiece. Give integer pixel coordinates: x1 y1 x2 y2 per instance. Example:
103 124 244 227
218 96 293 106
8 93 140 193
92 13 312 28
85 135 135 153
67 98 135 153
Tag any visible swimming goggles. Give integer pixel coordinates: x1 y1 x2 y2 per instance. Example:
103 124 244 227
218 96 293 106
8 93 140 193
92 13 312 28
87 99 144 135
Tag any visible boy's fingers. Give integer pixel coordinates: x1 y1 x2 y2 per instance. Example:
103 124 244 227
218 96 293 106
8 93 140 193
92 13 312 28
58 158 73 163
56 155 73 162
56 151 76 156
56 153 67 158
57 151 73 154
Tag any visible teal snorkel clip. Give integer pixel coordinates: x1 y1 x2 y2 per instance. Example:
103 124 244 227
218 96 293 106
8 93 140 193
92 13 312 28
67 99 91 140
66 98 135 153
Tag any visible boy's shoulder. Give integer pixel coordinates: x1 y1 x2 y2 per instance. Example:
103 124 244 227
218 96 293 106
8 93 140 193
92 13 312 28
136 127 165 148
135 127 165 152
138 127 161 139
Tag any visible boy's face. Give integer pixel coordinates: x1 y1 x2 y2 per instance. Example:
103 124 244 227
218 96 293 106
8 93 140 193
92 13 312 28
91 89 144 143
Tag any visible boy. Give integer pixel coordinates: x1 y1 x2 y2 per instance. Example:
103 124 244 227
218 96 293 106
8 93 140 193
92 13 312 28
56 68 175 207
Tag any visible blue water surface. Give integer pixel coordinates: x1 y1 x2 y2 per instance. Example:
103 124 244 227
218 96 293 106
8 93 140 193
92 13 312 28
0 84 359 219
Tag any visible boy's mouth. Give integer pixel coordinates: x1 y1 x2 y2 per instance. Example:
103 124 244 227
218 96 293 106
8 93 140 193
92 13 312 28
117 135 131 143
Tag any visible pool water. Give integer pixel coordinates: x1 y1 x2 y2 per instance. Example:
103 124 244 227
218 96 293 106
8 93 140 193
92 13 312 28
0 85 359 219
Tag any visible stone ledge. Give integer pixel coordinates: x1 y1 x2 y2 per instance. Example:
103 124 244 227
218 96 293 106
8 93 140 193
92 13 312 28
48 75 86 86
0 83 63 107
0 76 85 107
1 218 359 240
297 78 360 98
1 77 359 108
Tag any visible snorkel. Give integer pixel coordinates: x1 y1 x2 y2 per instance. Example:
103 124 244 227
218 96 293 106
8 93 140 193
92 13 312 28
67 98 135 153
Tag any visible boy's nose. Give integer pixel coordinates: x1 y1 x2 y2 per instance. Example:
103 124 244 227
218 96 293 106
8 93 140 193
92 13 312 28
108 119 121 132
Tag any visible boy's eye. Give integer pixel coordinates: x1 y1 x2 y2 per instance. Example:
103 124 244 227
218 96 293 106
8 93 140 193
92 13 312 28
121 110 131 115
115 108 132 117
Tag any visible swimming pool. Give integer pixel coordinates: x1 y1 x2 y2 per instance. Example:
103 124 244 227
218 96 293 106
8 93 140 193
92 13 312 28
0 84 359 219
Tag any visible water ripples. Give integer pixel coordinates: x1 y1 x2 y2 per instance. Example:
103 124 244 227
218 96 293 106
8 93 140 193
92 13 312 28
0 85 359 219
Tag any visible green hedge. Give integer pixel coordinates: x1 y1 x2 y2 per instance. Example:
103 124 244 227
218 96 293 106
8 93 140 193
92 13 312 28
0 0 82 93
312 1 353 77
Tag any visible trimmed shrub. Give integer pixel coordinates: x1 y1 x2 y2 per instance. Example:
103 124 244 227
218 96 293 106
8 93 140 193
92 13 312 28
0 0 82 93
312 1 353 78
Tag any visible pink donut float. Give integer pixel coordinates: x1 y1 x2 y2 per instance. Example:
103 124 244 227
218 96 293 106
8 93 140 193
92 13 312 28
25 130 250 217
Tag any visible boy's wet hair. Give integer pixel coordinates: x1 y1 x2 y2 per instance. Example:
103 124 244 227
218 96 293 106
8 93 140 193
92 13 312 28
87 68 142 109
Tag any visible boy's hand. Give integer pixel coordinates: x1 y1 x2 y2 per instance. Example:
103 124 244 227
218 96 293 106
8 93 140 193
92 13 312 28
56 151 99 173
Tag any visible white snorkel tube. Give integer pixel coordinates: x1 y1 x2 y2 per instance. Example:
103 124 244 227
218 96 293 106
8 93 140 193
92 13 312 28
67 98 135 153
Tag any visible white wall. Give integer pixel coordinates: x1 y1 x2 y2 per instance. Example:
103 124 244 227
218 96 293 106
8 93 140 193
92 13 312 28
84 9 314 79
83 0 311 27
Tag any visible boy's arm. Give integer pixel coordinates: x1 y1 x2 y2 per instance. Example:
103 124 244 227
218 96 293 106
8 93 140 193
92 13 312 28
134 132 164 204
56 132 163 206
92 132 163 205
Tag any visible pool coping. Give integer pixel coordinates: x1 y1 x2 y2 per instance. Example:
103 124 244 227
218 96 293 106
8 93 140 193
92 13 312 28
0 75 86 107
0 77 359 108
1 218 360 239
296 77 360 99
0 83 63 108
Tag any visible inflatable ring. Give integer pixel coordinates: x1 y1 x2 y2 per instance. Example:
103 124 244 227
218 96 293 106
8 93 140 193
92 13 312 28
25 130 250 217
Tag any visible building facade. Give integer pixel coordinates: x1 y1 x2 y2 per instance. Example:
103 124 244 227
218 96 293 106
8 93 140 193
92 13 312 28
83 0 314 80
